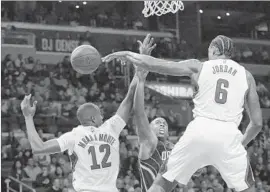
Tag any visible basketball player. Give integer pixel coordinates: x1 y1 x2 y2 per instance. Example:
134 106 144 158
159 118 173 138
103 35 262 192
20 70 139 192
134 35 175 192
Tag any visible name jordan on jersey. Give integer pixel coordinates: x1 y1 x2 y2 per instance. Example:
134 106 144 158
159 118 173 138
212 64 237 76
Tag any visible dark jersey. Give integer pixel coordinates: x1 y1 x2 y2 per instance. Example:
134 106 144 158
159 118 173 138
139 140 174 192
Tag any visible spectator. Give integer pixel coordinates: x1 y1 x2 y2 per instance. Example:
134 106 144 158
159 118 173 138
261 96 270 108
55 166 65 179
10 160 24 180
62 178 76 192
186 180 195 192
53 75 68 90
199 180 208 192
35 166 51 188
47 178 61 192
2 131 19 160
10 160 25 191
34 153 51 167
14 54 25 68
261 47 270 64
22 157 41 183
116 178 126 192
211 179 224 192
257 81 269 97
18 135 31 152
58 157 72 176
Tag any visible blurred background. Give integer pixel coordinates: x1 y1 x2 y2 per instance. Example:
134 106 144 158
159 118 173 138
1 1 270 192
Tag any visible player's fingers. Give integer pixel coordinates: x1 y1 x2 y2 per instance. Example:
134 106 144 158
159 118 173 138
20 97 26 108
33 101 38 108
26 94 32 105
148 38 154 47
143 34 151 45
149 43 157 51
137 40 143 47
102 55 113 63
22 95 27 104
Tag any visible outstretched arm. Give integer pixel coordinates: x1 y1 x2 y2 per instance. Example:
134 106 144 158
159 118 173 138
116 71 138 123
134 69 158 159
21 95 73 155
242 70 263 146
102 35 202 77
127 53 201 77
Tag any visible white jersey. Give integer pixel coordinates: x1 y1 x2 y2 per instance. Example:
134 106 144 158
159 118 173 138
56 115 126 192
193 59 248 126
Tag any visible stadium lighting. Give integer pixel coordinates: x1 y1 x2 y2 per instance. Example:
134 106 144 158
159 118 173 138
83 1 87 5
217 16 221 20
199 9 203 14
76 5 80 9
226 12 230 16
58 0 62 2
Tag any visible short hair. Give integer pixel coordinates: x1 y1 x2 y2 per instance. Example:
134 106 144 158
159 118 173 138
150 117 168 138
77 103 99 125
210 35 234 58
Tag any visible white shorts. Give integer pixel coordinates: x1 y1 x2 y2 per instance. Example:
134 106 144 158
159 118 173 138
162 117 254 191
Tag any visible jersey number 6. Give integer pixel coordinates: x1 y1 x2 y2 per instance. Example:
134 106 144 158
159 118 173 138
215 78 229 104
88 144 112 170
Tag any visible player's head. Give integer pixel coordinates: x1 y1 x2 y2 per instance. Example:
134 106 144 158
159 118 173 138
208 35 234 60
77 102 103 127
150 117 169 140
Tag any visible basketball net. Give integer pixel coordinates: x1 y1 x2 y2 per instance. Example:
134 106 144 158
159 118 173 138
142 1 184 17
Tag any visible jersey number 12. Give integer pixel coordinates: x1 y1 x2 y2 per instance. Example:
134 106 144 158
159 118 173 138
88 144 112 170
215 78 229 104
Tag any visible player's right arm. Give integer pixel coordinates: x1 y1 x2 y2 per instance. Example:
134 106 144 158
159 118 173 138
115 71 138 124
134 69 158 160
102 65 140 137
242 70 263 146
102 34 202 77
105 68 139 136
21 95 74 155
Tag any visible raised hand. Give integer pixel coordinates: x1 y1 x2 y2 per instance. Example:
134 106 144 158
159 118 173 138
135 67 149 81
138 34 157 55
21 94 37 117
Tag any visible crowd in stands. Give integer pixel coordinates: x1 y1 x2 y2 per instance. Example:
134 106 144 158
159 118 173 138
1 1 145 30
233 44 270 65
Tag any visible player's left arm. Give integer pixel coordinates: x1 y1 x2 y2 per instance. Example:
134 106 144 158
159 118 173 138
242 70 263 146
21 95 74 155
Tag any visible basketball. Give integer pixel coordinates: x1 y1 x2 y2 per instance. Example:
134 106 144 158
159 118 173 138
71 45 102 74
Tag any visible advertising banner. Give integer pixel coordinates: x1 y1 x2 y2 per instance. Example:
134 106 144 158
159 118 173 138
146 82 195 99
2 22 173 55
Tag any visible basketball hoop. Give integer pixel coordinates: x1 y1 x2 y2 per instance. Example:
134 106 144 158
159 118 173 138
142 1 184 17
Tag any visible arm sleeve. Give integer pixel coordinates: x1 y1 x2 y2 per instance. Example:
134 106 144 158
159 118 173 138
56 131 75 153
105 114 126 136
